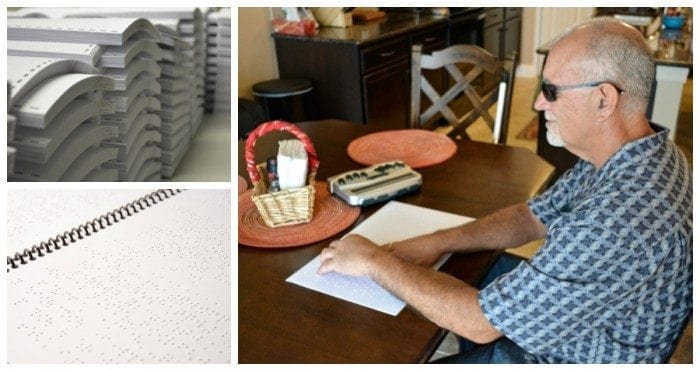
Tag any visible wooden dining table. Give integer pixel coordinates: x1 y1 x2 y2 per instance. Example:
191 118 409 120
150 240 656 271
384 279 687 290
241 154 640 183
237 119 554 363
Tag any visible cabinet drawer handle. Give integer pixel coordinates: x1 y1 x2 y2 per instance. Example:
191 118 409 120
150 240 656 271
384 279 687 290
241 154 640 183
423 37 437 42
380 50 396 57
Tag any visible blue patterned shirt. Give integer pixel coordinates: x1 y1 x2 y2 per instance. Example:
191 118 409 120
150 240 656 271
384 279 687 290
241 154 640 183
479 129 692 363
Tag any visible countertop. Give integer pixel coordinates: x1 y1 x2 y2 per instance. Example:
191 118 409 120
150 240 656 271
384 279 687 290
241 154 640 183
646 28 692 67
272 12 447 46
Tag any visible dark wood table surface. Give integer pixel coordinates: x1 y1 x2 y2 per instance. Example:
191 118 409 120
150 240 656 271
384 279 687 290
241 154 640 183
238 119 554 363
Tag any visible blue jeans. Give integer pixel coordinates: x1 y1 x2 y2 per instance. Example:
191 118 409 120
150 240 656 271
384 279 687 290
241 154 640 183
433 253 532 364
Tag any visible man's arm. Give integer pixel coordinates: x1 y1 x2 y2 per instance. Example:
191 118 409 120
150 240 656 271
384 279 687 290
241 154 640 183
390 203 547 266
317 203 546 342
318 234 501 343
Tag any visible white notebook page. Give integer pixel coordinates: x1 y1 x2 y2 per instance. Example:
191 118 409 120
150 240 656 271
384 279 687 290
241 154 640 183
7 190 231 363
286 201 474 316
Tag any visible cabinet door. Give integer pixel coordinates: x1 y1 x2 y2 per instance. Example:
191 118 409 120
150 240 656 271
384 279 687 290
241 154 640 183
483 23 501 59
275 37 363 123
504 7 521 21
503 16 521 57
483 8 503 28
363 60 410 129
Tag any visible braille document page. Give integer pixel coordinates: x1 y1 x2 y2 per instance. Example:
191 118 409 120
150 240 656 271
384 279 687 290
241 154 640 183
286 201 474 316
7 18 161 46
7 189 231 363
7 40 104 66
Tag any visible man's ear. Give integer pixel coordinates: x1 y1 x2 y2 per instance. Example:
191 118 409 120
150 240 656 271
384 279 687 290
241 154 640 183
595 83 620 120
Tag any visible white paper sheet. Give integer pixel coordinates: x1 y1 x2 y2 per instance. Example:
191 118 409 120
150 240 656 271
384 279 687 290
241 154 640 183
8 189 150 255
7 190 231 363
286 201 474 316
7 17 161 46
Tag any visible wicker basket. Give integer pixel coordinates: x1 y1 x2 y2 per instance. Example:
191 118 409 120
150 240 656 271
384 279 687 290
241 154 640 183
245 120 320 228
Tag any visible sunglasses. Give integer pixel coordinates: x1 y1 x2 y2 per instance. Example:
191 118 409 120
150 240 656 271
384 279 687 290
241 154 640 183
541 80 625 102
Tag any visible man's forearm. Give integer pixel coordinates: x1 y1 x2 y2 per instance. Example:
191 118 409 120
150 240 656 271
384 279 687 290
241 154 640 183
369 250 502 344
440 203 546 254
388 203 546 266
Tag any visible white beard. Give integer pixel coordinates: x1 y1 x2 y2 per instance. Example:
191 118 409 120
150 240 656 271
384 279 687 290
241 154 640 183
545 122 567 147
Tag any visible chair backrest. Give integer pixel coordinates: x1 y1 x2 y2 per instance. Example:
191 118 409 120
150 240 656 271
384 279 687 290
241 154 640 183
410 44 518 144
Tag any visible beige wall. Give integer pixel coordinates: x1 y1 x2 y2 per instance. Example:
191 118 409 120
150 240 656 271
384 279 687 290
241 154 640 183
238 7 277 100
519 7 595 76
520 8 537 76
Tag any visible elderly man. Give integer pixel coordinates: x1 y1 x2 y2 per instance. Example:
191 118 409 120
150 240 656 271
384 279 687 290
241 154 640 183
318 17 692 363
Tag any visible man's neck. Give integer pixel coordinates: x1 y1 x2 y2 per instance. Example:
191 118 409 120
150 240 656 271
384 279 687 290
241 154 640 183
588 115 654 169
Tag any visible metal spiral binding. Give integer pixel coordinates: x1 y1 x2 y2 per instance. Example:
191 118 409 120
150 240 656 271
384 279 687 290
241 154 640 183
7 189 183 272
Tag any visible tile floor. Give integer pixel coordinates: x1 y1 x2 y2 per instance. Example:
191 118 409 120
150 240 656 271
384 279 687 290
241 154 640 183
429 75 693 362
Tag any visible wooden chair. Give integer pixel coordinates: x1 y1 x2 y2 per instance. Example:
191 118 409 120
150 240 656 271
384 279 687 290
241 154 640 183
667 315 692 363
410 44 518 144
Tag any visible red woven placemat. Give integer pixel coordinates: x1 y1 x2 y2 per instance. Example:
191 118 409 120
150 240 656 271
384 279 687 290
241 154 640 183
347 129 457 169
238 181 361 248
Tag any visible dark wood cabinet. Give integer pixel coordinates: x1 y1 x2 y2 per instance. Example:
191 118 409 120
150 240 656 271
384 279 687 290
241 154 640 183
410 24 449 52
360 36 409 73
360 35 410 128
271 10 521 130
274 39 363 124
363 60 410 129
273 14 447 129
503 8 522 59
482 7 521 61
483 8 503 58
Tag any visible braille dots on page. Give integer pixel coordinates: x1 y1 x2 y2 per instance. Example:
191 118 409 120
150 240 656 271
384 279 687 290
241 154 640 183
7 190 230 363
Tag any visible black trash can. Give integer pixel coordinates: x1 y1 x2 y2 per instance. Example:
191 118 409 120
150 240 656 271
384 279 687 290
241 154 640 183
252 78 314 122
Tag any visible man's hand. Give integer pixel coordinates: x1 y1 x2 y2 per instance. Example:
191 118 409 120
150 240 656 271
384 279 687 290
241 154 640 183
317 234 387 277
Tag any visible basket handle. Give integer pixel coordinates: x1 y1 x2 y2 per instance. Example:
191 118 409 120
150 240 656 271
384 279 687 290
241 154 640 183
245 120 320 183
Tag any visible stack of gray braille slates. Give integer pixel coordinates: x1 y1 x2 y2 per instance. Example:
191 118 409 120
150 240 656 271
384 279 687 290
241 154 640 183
46 7 207 178
208 8 231 114
53 7 209 142
7 8 217 180
213 8 231 113
6 17 164 181
8 82 16 175
151 22 194 178
6 56 117 181
180 10 208 136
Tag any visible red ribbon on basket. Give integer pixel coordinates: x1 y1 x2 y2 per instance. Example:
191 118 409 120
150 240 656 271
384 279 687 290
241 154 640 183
245 121 320 184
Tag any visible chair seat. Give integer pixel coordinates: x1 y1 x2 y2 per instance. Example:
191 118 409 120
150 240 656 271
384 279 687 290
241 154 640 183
667 316 692 363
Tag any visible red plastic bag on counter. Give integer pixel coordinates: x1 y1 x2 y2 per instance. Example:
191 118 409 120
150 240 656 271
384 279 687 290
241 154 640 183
271 19 317 36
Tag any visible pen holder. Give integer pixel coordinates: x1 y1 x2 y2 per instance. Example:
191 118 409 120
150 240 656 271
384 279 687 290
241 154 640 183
245 120 320 228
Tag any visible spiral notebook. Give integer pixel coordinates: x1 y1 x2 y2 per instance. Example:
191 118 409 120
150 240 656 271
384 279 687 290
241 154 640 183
7 189 231 363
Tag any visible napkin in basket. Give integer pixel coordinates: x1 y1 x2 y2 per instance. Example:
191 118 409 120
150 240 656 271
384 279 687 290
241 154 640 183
277 139 308 190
